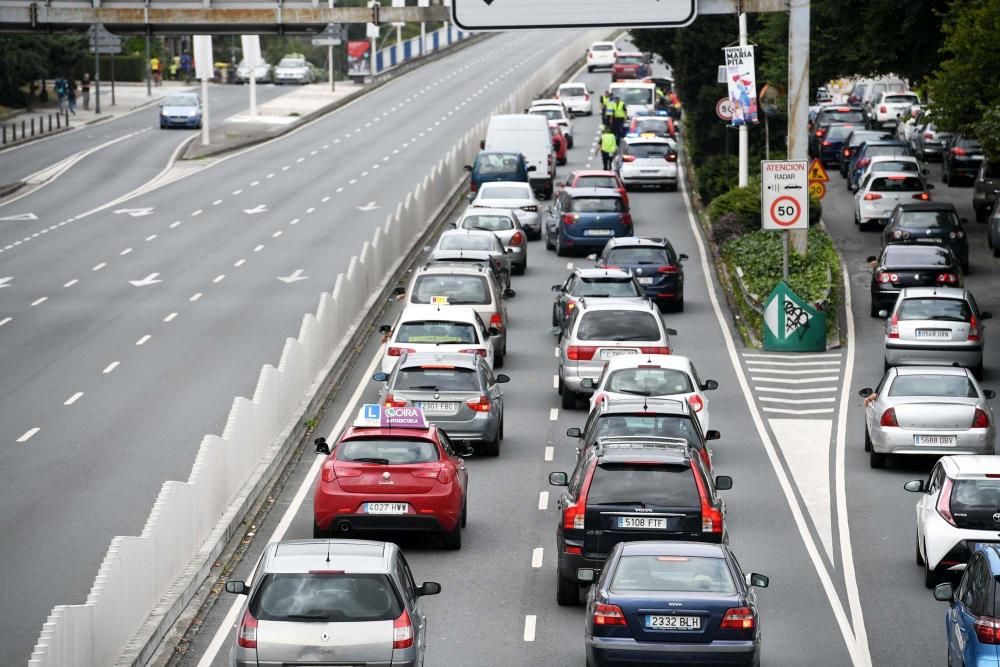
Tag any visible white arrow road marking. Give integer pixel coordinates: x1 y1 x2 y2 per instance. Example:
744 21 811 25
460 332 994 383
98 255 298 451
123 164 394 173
243 204 268 215
0 213 38 221
0 277 12 288
129 272 162 287
356 201 379 212
113 207 155 217
277 269 309 284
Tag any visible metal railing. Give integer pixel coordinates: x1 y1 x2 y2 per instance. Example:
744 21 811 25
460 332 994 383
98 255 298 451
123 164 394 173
1 109 71 146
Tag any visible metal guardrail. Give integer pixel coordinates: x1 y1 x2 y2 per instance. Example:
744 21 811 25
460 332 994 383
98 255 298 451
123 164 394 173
1 109 71 145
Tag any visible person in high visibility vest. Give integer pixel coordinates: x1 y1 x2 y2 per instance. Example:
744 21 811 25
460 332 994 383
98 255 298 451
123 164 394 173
603 92 616 127
613 97 627 138
600 125 618 170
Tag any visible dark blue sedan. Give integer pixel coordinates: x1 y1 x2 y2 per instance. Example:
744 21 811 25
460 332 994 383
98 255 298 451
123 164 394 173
583 541 768 666
934 543 1000 667
544 187 633 257
594 237 688 312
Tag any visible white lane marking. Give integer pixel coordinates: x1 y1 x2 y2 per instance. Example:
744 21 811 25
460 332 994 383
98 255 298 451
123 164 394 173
196 349 384 667
762 407 835 415
759 396 837 404
232 189 243 195
0 317 11 327
254 245 264 252
272 230 283 238
744 368 841 375
745 360 841 368
361 171 369 177
136 334 151 346
750 376 840 384
678 158 864 663
552 375 558 389
213 274 226 283
743 352 842 359
191 209 203 217
549 408 558 421
31 297 47 306
266 173 275 179
337 187 345 193
306 207 315 214
63 279 78 288
103 361 120 374
531 548 544 568
190 293 203 302
163 312 178 322
321 196 330 203
64 392 84 406
553 347 559 357
234 259 246 267
17 427 40 443
251 180 260 186
120 248 133 256
282 165 290 171
296 157 305 163
349 179 357 185
213 199 223 206
92 263 106 271
310 150 317 156
146 235 157 241
544 446 554 461
754 386 838 394
169 221 182 229
538 491 549 510
523 615 536 642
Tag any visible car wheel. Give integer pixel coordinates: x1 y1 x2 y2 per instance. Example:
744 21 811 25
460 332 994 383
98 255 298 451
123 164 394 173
973 362 984 380
916 534 924 566
924 556 938 588
994 239 1000 258
672 295 685 312
461 500 467 528
870 301 880 317
545 228 555 250
481 433 500 457
499 415 504 441
869 448 887 469
494 351 504 368
567 136 574 149
557 572 580 606
561 381 577 410
312 521 327 539
442 521 462 550
864 426 872 452
552 306 560 327
555 234 568 257
977 207 987 223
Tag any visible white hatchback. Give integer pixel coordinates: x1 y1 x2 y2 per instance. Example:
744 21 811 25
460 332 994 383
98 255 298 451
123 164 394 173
529 103 574 148
378 305 496 374
854 171 930 228
557 83 594 116
587 41 617 71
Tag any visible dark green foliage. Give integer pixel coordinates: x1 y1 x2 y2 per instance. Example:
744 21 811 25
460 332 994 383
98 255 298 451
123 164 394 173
722 228 839 305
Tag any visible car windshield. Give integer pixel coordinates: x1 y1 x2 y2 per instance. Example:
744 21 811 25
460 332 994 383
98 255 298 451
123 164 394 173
411 275 490 305
616 56 645 65
626 143 671 159
883 246 952 268
610 555 736 594
607 368 693 395
871 161 918 174
438 235 498 252
633 119 669 135
577 311 660 341
866 145 909 158
897 298 971 322
848 132 886 148
576 176 619 189
605 247 671 265
164 94 197 106
888 374 978 398
571 197 623 213
614 87 653 105
823 110 866 124
561 86 586 96
827 125 862 141
592 44 614 51
589 464 698 506
461 214 515 232
897 210 960 229
278 58 305 68
250 573 402 623
396 320 478 344
479 184 530 200
871 176 923 192
531 108 564 121
951 480 1000 511
886 94 919 105
338 438 440 463
591 415 698 445
395 367 479 392
475 154 522 175
573 277 642 298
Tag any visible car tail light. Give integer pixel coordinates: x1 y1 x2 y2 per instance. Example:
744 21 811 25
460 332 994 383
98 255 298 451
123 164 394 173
822 140 832 147
567 345 597 361
969 315 980 342
913 192 931 200
466 395 492 412
387 346 415 357
384 393 408 408
858 157 871 168
622 212 633 227
892 229 910 240
414 466 453 483
490 313 503 329
458 348 488 357
521 204 538 212
639 346 671 355
924 131 934 140
974 617 1000 644
584 94 590 101
622 155 636 162
692 470 722 533
565 300 576 317
937 476 956 526
877 272 898 284
470 182 478 193
887 312 900 338
936 273 959 285
321 459 337 482
658 265 679 274
843 148 851 157
237 609 258 649
510 231 525 246
815 128 826 137
863 193 882 201
393 608 415 649
880 407 898 427
688 394 705 412
972 408 991 429
721 607 755 630
562 213 579 225
953 147 968 156
593 603 627 626
879 105 887 113
666 153 677 162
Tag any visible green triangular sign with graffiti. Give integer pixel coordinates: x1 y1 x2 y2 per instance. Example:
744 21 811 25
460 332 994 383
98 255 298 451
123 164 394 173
762 281 826 352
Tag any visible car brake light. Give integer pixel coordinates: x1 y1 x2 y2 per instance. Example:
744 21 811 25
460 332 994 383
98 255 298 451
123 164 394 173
393 608 415 649
562 213 579 225
466 395 492 412
975 617 1000 644
969 315 980 342
949 230 965 239
622 155 636 162
720 607 755 630
880 105 887 113
593 603 627 626
843 148 851 157
321 460 337 482
458 348 488 357
877 272 898 284
622 213 633 227
936 273 958 285
815 128 826 137
490 313 503 329
639 346 671 355
692 469 722 533
822 140 832 147
880 407 898 427
666 153 677 162
863 193 882 201
887 312 900 338
953 147 967 156
658 265 679 274
858 157 871 167
688 394 705 412
937 476 956 526
384 393 408 408
972 408 990 429
567 345 597 361
470 182 478 193
387 346 415 357
237 609 258 648
913 192 931 200
510 231 525 246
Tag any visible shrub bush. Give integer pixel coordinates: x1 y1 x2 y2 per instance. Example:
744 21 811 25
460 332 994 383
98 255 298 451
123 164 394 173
711 212 744 247
721 228 839 305
695 154 738 203
708 183 760 233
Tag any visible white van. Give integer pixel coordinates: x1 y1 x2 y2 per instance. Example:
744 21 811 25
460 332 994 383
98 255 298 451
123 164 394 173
609 81 657 118
485 114 555 198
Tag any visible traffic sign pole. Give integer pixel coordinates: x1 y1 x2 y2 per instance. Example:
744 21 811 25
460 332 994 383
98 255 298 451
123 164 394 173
737 11 748 188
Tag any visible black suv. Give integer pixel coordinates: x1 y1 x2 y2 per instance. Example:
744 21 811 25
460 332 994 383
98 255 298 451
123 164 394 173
809 105 869 156
593 237 688 312
548 438 733 605
942 135 984 186
882 202 969 272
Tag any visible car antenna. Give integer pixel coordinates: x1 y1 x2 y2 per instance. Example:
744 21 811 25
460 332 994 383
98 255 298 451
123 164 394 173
326 538 332 563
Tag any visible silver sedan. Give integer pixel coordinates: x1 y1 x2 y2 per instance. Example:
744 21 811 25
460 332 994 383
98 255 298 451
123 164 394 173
859 366 997 469
455 207 528 274
471 181 542 239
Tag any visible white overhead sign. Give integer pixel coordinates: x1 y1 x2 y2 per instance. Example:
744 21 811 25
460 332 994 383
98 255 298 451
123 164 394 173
761 160 808 230
452 0 697 30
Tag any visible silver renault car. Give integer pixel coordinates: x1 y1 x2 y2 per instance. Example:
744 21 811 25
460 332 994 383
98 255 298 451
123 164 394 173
225 540 441 667
454 206 528 275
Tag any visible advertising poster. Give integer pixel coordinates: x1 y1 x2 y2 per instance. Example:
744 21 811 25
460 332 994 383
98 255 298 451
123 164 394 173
723 45 758 126
347 40 371 77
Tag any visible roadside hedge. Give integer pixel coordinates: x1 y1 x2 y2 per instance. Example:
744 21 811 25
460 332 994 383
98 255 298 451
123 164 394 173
708 181 822 242
722 228 839 306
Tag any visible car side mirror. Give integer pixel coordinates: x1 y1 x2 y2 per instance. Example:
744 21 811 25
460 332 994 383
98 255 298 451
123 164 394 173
934 583 954 602
448 222 457 228
487 327 501 337
466 193 476 202
706 430 721 441
748 573 769 588
865 256 877 264
506 248 514 254
903 480 926 493
549 471 569 486
551 284 563 292
378 324 392 335
225 580 249 595
391 286 406 297
858 387 874 398
985 389 996 400
418 581 442 596
702 380 719 391
666 328 678 336
577 568 598 583
981 311 993 320
372 371 389 382
504 288 517 298
495 373 510 384
714 475 733 491
678 253 689 261
566 427 582 438
581 378 597 389
314 437 331 455
463 165 473 172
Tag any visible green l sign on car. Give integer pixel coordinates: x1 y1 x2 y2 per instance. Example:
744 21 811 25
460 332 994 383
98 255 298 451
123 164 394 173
762 281 826 352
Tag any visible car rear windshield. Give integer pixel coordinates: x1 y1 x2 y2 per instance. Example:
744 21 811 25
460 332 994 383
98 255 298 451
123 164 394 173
897 298 971 322
250 573 403 623
592 415 699 445
397 320 478 344
886 94 919 105
438 235 497 252
616 56 644 65
531 108 564 121
888 374 978 398
633 119 669 135
278 58 305 67
827 125 861 141
871 161 918 174
479 184 531 199
577 311 660 341
338 437 440 463
573 277 642 298
395 367 479 392
897 210 960 229
592 43 614 51
575 176 619 189
607 368 693 395
848 132 886 148
951 480 1000 513
871 176 923 192
614 87 653 105
625 143 672 159
561 86 586 96
571 197 624 213
589 463 698 506
605 247 671 265
823 110 866 124
866 145 909 158
461 214 515 232
475 154 522 175
610 555 736 594
412 275 490 305
883 245 952 268
958 139 983 151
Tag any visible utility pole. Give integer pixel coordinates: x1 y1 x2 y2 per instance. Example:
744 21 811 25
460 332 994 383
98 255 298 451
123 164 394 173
787 0 810 255
737 9 749 187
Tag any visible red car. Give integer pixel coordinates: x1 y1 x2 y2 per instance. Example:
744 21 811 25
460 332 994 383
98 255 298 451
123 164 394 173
313 407 473 549
563 169 630 208
611 52 650 81
549 122 568 166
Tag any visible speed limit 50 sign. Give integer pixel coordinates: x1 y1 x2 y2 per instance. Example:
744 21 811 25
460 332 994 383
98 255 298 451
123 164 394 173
761 160 808 230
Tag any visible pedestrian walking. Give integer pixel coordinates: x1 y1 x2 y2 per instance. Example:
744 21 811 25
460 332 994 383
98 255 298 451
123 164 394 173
613 96 627 138
81 73 91 110
150 56 162 86
600 125 618 171
67 79 77 115
180 52 192 84
54 77 67 112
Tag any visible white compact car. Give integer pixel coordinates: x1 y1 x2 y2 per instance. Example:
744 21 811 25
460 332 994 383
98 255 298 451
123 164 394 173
529 102 574 148
905 455 1000 587
470 181 541 238
378 305 496 374
587 41 617 71
556 83 594 116
854 171 929 228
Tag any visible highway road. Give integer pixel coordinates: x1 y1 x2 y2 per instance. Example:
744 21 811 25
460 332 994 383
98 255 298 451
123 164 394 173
0 31 602 665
